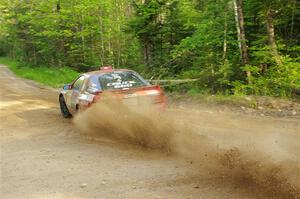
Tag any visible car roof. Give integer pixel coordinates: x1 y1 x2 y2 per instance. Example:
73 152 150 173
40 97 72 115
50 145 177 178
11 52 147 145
84 69 134 76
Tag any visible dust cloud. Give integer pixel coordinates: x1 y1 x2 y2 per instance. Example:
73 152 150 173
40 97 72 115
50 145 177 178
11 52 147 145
74 96 176 151
74 96 300 199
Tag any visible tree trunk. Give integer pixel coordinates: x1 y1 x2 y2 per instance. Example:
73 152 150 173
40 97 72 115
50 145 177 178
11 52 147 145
233 0 242 57
233 0 251 81
98 8 105 66
81 10 86 63
266 9 282 66
144 43 151 66
290 0 296 41
56 0 61 13
223 4 228 62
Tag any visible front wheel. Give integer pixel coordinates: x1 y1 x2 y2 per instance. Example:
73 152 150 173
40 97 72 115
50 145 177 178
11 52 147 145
59 95 72 118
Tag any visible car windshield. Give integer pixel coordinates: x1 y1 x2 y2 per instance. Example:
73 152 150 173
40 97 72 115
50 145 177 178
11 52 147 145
98 71 149 90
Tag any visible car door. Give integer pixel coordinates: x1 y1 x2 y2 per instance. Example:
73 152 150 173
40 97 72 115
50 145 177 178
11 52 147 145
69 76 86 111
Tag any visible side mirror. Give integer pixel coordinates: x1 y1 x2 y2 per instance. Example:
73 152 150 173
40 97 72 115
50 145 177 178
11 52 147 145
63 84 72 90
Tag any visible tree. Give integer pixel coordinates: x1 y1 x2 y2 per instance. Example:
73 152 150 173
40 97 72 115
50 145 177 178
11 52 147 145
0 0 299 97
234 0 251 81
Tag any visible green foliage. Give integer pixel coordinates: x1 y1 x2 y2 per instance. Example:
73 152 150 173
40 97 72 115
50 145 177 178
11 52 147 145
0 0 141 70
0 0 299 98
234 57 300 97
128 0 194 68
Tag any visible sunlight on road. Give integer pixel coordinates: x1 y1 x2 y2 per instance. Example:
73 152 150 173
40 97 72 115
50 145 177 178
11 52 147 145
0 99 55 112
0 100 23 109
33 194 84 199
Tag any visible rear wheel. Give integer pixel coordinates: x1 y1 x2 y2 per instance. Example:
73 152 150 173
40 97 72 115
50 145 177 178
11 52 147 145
59 95 72 118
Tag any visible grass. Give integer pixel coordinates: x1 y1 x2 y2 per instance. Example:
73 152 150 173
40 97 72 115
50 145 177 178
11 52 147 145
0 57 79 88
168 91 258 108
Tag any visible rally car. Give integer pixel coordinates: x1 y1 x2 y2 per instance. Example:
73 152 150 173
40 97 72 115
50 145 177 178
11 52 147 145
59 66 166 118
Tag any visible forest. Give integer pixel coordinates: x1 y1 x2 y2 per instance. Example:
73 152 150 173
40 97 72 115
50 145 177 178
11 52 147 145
0 0 299 97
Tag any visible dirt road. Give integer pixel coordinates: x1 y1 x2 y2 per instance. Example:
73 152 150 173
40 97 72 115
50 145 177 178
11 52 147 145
1 64 299 199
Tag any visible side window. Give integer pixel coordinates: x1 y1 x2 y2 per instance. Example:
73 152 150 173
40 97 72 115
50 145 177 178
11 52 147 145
86 75 101 93
73 76 85 91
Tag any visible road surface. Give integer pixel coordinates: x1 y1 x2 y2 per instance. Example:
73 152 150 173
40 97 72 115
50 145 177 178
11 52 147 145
1 64 299 199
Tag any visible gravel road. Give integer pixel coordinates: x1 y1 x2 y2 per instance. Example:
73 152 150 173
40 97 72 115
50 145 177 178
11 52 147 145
1 64 299 199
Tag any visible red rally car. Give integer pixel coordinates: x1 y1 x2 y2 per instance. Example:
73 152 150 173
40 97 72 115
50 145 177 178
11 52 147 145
59 67 166 118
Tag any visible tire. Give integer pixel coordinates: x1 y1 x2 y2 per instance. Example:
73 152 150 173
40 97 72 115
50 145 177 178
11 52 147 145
59 95 72 118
